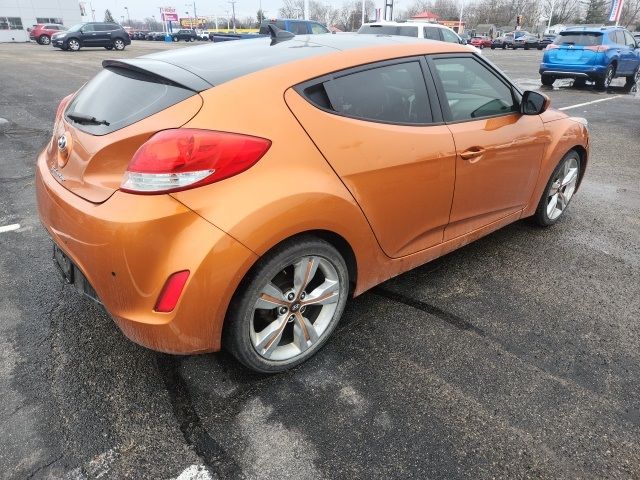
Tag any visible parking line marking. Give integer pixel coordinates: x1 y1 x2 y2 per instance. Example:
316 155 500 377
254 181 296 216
558 95 621 111
0 223 20 233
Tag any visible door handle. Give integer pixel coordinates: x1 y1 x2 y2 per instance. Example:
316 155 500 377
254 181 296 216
460 148 486 160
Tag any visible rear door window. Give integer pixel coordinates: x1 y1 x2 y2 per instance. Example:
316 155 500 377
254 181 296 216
623 30 637 47
441 28 460 44
317 61 433 124
65 67 196 136
289 21 309 35
433 56 517 121
358 25 418 37
310 22 329 34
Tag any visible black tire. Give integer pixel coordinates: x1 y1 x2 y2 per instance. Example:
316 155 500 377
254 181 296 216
224 236 349 373
595 64 615 90
625 67 640 89
113 38 126 50
573 78 586 88
541 74 555 86
491 45 495 49
524 45 530 50
38 35 50 45
531 150 581 227
67 38 80 51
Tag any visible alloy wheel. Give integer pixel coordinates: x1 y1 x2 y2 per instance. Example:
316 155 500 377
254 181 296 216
68 39 79 51
40 35 50 45
114 39 124 50
546 156 579 220
604 66 615 88
250 256 341 361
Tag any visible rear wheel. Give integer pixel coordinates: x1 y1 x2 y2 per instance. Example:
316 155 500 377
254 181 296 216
625 67 640 90
67 38 80 51
573 78 586 88
38 35 50 45
541 74 555 86
113 38 125 50
491 45 495 49
524 45 530 50
596 64 615 90
224 236 349 373
532 151 581 227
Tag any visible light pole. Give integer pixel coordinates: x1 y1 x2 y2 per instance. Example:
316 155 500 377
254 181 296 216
124 6 130 26
547 0 555 31
458 0 464 34
228 0 237 32
185 3 198 29
120 15 125 25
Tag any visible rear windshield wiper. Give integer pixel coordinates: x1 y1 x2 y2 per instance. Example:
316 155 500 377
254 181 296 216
66 112 110 126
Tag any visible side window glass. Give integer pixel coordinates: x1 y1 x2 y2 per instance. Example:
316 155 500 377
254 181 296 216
433 57 517 121
290 22 309 35
82 24 94 32
615 31 625 45
424 27 440 40
441 28 459 44
311 23 328 34
322 61 432 124
624 31 636 47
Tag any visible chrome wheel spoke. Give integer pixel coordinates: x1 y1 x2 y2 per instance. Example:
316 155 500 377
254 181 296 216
561 167 578 189
293 313 319 352
293 257 319 295
547 193 559 217
254 314 289 358
302 280 339 306
255 282 287 309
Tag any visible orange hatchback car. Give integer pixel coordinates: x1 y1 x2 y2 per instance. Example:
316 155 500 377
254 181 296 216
36 32 589 372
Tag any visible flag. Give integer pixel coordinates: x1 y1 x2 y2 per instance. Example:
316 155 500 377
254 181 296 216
608 0 624 23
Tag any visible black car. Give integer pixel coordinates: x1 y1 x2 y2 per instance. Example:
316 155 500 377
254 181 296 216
491 36 507 49
147 31 166 41
171 29 197 42
51 22 131 51
537 35 556 50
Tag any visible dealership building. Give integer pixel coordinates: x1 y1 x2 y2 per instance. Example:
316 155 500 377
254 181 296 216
0 0 82 42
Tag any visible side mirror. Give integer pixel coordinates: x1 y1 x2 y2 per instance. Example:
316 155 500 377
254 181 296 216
521 90 550 115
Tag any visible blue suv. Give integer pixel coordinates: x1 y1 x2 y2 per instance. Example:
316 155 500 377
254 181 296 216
539 26 640 89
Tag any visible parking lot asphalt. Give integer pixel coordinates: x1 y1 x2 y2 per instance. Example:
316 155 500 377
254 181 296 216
1 41 639 479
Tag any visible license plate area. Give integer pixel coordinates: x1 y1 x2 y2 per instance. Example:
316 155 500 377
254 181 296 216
52 243 102 304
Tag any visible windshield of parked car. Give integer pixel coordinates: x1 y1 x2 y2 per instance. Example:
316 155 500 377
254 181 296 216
554 32 603 46
67 23 85 32
358 25 418 37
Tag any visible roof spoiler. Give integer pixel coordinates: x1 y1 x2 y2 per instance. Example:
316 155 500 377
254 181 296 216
267 24 294 45
102 58 212 92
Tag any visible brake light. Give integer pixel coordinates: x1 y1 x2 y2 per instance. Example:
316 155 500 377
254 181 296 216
155 270 190 312
585 45 607 52
120 129 272 194
546 44 559 50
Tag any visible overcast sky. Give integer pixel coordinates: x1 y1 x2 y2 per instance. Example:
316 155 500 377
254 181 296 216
85 0 362 23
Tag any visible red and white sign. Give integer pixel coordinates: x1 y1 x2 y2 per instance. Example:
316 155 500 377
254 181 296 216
161 7 179 22
608 0 624 23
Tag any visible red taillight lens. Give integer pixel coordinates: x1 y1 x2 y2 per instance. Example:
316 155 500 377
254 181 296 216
546 44 559 50
585 45 607 52
120 129 271 194
155 270 190 313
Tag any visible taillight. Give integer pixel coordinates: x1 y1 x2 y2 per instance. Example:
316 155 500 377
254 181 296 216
585 45 607 52
546 44 559 50
120 129 271 194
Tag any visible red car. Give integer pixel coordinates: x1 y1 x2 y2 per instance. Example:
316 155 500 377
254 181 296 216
470 36 492 49
29 24 66 45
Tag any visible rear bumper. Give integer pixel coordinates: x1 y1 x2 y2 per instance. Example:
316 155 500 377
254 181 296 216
540 63 607 80
35 151 258 354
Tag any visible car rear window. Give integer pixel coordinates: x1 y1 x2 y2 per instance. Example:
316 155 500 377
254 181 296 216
65 67 195 136
358 25 418 37
554 32 603 46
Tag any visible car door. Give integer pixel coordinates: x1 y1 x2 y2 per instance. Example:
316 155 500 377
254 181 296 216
622 30 639 74
80 23 98 46
285 58 457 258
428 54 547 240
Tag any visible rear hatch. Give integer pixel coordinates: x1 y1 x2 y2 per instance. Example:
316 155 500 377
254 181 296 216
546 31 604 65
51 59 209 203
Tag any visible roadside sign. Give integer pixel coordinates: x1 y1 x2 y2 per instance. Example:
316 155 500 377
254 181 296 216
161 7 179 22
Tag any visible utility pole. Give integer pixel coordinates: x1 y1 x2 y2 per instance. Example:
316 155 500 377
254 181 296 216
124 6 130 26
361 0 365 26
458 0 464 34
229 0 237 32
304 0 309 19
547 0 554 30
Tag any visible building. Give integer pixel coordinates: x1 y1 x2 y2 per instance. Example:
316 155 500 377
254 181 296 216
409 11 440 23
0 0 82 42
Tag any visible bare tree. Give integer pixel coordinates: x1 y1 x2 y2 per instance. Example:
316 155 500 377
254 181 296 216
279 0 305 18
620 0 640 27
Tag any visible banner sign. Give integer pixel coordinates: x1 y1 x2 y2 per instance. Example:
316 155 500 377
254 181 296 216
161 7 179 22
608 0 624 23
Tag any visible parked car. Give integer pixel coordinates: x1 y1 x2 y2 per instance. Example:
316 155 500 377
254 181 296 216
513 33 539 49
540 26 640 89
258 19 330 35
194 29 210 40
132 31 149 40
491 36 507 49
504 31 528 48
470 35 492 48
537 34 556 50
37 31 588 372
29 24 65 45
171 29 198 42
358 21 481 54
146 31 166 41
634 32 640 41
51 22 131 51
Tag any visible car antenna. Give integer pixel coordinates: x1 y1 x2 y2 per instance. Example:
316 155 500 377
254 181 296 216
267 24 294 45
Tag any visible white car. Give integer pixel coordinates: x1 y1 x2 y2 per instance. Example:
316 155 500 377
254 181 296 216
358 21 482 54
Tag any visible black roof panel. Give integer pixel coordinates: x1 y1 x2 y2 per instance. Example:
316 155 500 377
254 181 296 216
143 34 429 86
